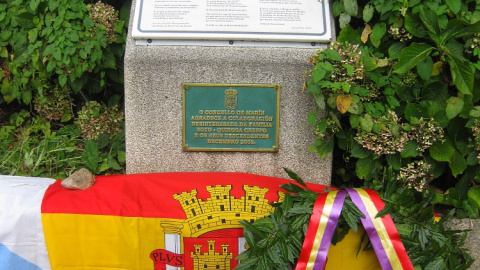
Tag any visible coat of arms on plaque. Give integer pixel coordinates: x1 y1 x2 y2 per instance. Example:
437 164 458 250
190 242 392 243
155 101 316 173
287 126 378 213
224 88 237 110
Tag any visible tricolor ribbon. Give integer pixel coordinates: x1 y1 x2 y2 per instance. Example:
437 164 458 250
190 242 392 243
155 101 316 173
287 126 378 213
295 188 413 270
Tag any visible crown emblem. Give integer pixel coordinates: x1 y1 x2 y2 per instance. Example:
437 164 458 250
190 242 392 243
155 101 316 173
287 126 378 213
224 88 237 110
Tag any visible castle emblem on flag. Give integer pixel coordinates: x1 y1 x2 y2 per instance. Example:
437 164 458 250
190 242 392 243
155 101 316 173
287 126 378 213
191 240 233 270
224 88 237 110
150 184 284 270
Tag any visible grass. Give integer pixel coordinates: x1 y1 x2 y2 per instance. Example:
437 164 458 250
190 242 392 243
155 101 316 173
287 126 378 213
0 132 85 179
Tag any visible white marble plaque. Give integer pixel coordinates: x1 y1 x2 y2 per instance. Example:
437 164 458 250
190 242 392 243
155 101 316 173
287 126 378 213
132 0 332 43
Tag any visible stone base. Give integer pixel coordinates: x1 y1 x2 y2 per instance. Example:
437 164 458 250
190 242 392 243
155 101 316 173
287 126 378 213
124 43 332 185
446 218 480 269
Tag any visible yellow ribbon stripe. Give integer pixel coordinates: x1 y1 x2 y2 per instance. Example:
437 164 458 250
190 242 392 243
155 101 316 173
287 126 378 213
306 191 339 269
354 188 403 270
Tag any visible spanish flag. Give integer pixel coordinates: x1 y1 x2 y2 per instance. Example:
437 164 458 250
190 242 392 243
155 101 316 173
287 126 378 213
40 172 328 270
1 173 407 270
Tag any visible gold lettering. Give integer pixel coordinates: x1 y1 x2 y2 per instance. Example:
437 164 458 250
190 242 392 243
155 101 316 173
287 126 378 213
191 115 222 121
224 134 269 139
204 110 236 115
208 133 223 138
217 128 243 133
191 122 239 127
246 110 265 116
190 108 275 147
244 128 267 133
248 122 273 128
207 139 239 144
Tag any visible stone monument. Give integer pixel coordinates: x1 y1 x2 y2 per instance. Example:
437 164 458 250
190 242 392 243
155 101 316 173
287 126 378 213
125 0 335 184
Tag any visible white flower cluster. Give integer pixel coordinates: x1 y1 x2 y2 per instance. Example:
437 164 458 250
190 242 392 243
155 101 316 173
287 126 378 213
86 2 120 42
409 118 444 152
355 111 408 155
329 42 364 83
397 160 433 192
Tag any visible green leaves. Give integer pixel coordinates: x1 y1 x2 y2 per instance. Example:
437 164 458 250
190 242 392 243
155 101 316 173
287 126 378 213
297 2 480 268
447 56 474 95
419 5 440 36
429 138 455 162
30 0 40 11
404 14 427 38
445 0 460 13
283 168 307 188
416 57 433 81
359 114 373 132
400 141 421 158
424 257 445 270
343 0 358 16
58 75 67 87
83 17 94 29
468 186 480 208
355 157 375 179
363 4 374 23
14 12 35 28
49 0 60 12
449 151 467 176
394 43 435 75
306 0 480 228
396 8 476 97
82 140 99 171
370 23 386 48
2 0 128 105
445 97 464 119
28 28 38 43
235 174 318 270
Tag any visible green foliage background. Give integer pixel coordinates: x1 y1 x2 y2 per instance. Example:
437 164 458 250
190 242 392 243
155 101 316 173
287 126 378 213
307 0 480 219
237 0 480 269
0 0 131 178
236 169 473 270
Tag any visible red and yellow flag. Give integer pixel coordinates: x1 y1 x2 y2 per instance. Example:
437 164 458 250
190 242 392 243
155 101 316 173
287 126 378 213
41 172 327 270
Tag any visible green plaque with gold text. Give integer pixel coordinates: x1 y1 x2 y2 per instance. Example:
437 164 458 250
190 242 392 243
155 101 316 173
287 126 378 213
183 83 280 152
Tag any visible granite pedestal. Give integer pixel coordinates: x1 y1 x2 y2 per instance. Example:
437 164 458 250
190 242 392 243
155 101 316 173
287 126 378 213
124 1 333 185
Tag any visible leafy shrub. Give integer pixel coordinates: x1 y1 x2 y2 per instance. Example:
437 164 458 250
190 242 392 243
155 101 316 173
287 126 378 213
0 0 128 106
81 130 126 175
306 0 480 218
0 0 130 177
236 170 473 270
